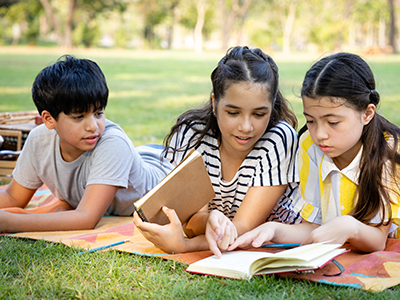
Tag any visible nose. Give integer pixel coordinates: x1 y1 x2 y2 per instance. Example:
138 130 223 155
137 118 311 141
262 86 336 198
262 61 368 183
85 115 98 132
239 116 253 133
315 124 328 141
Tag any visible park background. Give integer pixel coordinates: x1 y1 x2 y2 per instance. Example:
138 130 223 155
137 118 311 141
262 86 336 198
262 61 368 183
2 0 400 299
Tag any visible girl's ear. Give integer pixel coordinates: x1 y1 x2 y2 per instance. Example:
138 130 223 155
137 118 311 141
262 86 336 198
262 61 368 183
41 110 57 129
363 104 376 125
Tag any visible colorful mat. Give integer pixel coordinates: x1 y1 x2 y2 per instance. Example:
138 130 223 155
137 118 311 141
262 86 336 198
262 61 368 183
2 186 400 292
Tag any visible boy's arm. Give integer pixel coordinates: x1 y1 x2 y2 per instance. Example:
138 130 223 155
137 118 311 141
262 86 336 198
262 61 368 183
0 184 118 232
0 179 36 208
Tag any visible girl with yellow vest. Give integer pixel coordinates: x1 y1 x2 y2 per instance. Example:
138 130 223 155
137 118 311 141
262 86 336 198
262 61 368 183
229 52 400 253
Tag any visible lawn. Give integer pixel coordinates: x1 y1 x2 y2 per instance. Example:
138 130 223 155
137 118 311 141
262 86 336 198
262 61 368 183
1 47 400 299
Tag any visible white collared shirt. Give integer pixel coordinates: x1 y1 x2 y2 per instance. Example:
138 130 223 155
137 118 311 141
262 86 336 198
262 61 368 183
290 131 399 236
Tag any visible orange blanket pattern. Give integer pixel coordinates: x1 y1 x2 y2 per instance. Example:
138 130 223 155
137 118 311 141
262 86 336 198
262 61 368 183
2 186 400 292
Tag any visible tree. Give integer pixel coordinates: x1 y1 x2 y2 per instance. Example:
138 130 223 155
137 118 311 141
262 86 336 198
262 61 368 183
388 0 397 53
137 0 180 48
179 0 215 51
1 0 43 45
38 0 125 48
220 0 252 51
194 0 212 53
280 0 298 54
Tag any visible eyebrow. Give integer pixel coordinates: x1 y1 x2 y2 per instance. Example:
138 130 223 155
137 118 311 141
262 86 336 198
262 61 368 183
303 112 342 118
225 104 269 110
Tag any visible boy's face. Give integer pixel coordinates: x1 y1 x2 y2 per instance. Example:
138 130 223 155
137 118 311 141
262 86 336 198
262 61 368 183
43 107 106 162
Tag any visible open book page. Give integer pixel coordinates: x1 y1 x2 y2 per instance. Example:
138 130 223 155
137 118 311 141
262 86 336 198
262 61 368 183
251 248 347 273
186 251 275 280
186 242 348 280
250 243 344 271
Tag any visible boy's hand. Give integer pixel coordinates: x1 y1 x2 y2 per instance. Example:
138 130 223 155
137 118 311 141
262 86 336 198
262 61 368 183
133 206 188 253
205 210 237 258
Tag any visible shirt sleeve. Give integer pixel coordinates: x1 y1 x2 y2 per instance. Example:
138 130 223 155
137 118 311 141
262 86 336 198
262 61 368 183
86 134 134 188
251 122 299 187
290 131 323 225
12 127 45 189
165 123 202 166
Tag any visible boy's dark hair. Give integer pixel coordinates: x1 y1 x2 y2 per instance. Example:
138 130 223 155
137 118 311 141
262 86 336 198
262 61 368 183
32 55 108 120
164 46 297 154
301 52 400 226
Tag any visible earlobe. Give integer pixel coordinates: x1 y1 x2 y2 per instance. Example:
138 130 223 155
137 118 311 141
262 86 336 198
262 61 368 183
363 104 376 125
41 110 56 129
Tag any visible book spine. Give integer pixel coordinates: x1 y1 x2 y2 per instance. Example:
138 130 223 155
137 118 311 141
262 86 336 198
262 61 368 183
136 208 148 222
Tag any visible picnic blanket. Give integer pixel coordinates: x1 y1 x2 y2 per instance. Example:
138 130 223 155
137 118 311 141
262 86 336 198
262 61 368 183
2 186 400 292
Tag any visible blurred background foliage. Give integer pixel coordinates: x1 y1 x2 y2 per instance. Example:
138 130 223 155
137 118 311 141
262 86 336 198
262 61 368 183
0 0 399 54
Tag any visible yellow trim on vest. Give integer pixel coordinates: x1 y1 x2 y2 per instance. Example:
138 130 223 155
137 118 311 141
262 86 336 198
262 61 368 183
340 174 356 216
301 202 314 220
299 134 314 200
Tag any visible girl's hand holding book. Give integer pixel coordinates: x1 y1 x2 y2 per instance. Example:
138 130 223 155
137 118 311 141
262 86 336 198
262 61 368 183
133 206 189 253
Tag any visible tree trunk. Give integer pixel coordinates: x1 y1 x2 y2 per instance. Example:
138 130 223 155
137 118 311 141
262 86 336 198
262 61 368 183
64 0 78 49
282 0 296 54
388 0 397 53
38 0 63 46
220 0 252 51
379 15 386 48
194 0 208 53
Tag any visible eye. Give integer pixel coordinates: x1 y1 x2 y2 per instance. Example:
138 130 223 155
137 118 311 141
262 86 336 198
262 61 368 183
96 110 105 117
306 120 314 124
73 115 84 120
254 113 266 118
328 122 339 125
227 111 239 115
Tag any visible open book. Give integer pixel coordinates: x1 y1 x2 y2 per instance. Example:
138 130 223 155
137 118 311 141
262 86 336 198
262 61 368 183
186 242 349 280
134 149 215 225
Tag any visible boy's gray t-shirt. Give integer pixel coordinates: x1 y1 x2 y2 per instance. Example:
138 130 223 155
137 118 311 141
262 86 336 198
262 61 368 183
13 119 172 216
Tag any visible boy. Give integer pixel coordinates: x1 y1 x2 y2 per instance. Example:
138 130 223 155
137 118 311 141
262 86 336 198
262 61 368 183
0 55 172 232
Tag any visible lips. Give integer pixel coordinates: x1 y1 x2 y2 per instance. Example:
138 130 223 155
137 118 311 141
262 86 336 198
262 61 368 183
319 144 332 152
84 134 99 145
235 135 252 144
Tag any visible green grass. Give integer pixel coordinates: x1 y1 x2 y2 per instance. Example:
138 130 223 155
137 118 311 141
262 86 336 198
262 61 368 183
1 48 400 298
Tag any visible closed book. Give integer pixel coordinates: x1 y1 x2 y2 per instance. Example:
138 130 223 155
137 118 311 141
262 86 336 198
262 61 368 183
134 148 215 225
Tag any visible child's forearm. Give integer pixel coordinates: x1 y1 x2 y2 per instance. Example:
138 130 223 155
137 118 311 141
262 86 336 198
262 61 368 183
183 234 210 252
0 190 19 208
0 209 99 233
0 179 36 209
184 211 209 237
346 219 390 252
269 221 319 244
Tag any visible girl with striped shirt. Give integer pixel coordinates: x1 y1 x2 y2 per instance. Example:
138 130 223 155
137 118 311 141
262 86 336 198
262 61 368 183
134 46 300 256
230 53 400 253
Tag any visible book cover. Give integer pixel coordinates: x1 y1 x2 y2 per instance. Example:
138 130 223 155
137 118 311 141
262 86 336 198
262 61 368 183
186 242 349 280
134 149 215 225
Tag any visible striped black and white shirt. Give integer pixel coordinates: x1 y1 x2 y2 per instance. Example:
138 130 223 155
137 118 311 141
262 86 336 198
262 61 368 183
165 120 301 224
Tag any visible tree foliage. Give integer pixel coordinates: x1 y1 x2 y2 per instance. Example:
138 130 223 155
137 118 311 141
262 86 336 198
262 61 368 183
0 0 398 52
